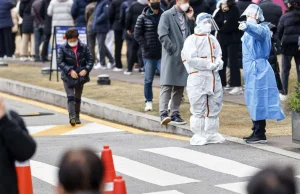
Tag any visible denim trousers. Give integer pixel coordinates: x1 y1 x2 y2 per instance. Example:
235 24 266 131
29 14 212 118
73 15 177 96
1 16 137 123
143 58 161 102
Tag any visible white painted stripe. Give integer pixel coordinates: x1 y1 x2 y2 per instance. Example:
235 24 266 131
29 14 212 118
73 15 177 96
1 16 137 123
216 182 247 194
113 155 199 186
62 123 122 135
104 182 114 191
15 161 30 167
142 147 259 177
143 190 184 194
28 125 56 135
30 160 58 186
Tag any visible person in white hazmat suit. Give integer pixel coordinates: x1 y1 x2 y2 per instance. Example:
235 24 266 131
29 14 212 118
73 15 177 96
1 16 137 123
181 13 225 146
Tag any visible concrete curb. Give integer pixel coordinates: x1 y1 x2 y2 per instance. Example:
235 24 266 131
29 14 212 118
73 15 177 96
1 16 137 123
0 78 193 137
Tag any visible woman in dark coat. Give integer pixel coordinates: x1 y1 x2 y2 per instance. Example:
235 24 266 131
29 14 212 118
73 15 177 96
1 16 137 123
57 28 94 126
214 0 243 95
19 0 35 61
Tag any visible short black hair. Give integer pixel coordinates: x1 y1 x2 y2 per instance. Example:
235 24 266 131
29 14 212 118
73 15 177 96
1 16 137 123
247 166 297 194
65 28 79 40
58 148 104 193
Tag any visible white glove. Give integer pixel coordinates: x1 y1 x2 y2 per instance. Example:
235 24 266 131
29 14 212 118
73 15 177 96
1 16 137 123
214 59 224 72
209 62 218 71
238 22 247 31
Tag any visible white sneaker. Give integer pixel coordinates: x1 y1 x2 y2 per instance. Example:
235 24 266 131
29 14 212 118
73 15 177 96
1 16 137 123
144 101 153 111
225 84 231 90
124 70 132 75
94 63 101 70
20 57 29 62
229 87 243 95
168 99 171 112
107 62 115 69
0 57 3 61
29 57 35 62
280 94 288 101
113 67 123 72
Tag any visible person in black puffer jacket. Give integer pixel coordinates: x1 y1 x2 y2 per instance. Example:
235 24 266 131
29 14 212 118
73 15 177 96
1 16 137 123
134 1 163 111
236 0 253 14
190 0 210 16
71 0 90 26
109 0 126 70
40 0 52 62
278 0 300 96
124 0 148 74
19 0 35 61
214 0 243 95
57 28 94 126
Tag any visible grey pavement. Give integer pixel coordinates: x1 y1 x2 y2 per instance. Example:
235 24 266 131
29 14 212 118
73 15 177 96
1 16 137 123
4 94 300 194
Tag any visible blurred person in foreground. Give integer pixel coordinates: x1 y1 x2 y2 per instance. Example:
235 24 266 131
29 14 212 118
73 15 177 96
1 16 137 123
238 4 285 144
57 148 104 194
57 28 94 126
247 166 297 194
0 98 37 194
182 13 225 146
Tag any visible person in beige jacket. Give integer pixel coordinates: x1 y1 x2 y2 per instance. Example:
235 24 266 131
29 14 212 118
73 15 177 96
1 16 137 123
11 7 19 58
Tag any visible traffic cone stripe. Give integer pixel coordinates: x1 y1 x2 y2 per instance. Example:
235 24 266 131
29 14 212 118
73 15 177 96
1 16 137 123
104 182 114 191
15 161 30 167
15 160 33 194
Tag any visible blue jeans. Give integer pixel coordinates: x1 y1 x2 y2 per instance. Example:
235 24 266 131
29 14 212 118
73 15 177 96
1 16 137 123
34 27 44 59
143 58 161 102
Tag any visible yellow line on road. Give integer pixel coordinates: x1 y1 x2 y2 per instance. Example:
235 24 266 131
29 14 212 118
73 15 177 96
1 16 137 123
32 124 85 137
0 92 190 141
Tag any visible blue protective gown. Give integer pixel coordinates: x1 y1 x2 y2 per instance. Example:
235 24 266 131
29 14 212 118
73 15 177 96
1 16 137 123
241 22 285 121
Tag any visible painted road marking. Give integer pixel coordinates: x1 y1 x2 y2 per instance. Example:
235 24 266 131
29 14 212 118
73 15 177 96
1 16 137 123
30 160 58 186
215 182 247 194
62 122 122 135
143 190 185 194
28 125 56 135
143 147 259 177
112 155 199 186
32 124 85 136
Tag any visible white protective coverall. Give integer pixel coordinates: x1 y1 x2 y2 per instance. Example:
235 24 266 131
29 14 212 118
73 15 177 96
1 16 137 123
181 13 225 146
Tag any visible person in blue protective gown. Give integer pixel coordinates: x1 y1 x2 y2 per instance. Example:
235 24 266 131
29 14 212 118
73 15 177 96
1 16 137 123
238 4 285 144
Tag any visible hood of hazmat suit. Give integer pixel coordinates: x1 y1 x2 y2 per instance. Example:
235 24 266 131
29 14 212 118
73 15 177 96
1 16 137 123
241 4 285 121
181 13 225 146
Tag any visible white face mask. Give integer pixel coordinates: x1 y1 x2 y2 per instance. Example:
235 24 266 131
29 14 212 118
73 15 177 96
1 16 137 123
202 23 212 33
68 41 78 47
180 3 190 12
247 17 257 24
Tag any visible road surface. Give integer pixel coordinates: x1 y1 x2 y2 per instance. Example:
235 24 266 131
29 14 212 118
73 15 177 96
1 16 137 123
2 92 300 194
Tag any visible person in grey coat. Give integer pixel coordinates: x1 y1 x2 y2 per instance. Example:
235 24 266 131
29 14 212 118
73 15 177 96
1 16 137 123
158 0 195 125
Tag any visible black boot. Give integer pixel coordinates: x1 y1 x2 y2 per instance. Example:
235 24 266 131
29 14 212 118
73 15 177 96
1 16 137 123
76 112 81 124
69 114 76 127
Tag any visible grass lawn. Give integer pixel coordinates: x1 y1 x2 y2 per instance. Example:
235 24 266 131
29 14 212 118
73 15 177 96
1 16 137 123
0 62 296 138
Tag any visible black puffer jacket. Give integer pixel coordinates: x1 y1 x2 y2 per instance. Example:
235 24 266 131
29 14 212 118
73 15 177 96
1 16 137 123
119 0 135 27
190 0 210 16
0 111 36 194
19 0 35 33
214 5 242 46
109 0 124 31
134 7 163 59
278 9 300 56
260 0 282 26
125 1 147 32
57 41 94 84
236 0 253 14
40 0 52 35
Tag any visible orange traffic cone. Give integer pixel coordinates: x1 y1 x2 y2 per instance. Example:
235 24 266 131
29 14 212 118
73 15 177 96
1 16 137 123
102 145 116 194
15 161 33 194
113 176 127 194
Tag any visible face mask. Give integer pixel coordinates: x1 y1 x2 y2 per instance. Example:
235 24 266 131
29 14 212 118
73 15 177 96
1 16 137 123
180 3 190 12
247 17 257 24
202 23 212 33
150 2 160 10
68 41 78 47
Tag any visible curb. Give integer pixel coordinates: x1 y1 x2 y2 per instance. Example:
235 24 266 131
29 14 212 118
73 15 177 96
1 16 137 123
0 78 193 137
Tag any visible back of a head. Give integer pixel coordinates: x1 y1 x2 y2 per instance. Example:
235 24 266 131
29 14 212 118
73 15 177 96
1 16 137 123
247 166 297 194
58 149 104 194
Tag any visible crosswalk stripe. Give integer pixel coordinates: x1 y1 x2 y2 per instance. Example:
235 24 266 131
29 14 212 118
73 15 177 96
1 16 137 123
28 125 56 135
62 123 122 135
143 190 184 194
30 160 58 186
142 147 259 177
215 182 247 194
112 155 199 186
32 124 86 136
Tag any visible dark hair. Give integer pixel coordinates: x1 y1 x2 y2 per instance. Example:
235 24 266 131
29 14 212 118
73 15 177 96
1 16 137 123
288 0 300 24
226 0 236 7
65 28 79 40
58 148 104 193
247 166 297 194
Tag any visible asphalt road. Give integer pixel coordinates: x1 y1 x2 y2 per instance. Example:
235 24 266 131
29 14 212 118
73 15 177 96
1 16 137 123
3 93 300 194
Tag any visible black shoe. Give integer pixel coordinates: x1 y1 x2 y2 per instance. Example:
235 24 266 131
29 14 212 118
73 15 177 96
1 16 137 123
161 113 171 125
76 114 81 124
243 131 254 141
171 113 187 125
246 135 267 144
69 114 76 127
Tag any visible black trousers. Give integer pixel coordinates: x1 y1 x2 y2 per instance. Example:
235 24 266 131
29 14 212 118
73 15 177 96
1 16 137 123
281 55 300 94
252 120 266 136
219 44 241 87
12 33 16 55
114 30 124 68
126 33 143 71
41 34 51 61
270 61 283 93
0 27 13 57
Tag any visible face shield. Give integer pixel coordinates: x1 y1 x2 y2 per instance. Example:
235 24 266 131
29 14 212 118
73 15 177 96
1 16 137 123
241 4 265 22
195 13 219 34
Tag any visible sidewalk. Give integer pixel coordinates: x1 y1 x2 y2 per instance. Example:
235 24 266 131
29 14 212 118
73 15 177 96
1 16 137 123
9 59 246 105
